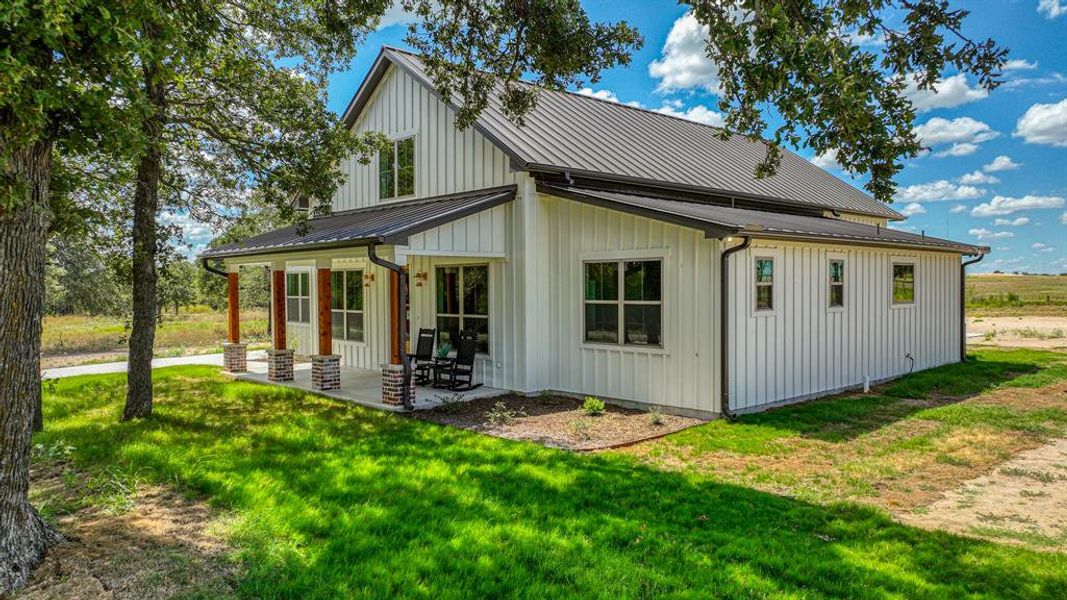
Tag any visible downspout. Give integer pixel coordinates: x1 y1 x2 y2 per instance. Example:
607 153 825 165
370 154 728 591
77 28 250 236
201 257 228 278
960 253 985 362
368 243 413 410
719 236 751 420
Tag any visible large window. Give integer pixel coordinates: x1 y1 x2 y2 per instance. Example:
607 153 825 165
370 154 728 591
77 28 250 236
893 263 915 304
285 272 310 323
828 259 845 308
436 265 489 353
330 270 364 342
584 260 663 347
755 258 774 311
379 136 415 200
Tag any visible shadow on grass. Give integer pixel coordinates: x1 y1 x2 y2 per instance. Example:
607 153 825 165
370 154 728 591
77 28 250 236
33 365 1067 599
716 348 1067 444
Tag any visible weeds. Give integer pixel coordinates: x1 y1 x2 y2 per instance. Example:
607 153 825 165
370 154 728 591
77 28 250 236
648 407 664 426
484 401 526 426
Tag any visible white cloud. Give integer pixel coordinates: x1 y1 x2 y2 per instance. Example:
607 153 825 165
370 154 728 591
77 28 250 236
810 149 842 170
934 143 979 157
1038 0 1066 19
971 195 1066 216
577 87 620 102
895 180 985 202
959 170 1000 185
969 228 1014 240
900 202 926 217
1014 99 1067 147
994 217 1030 226
1032 242 1055 252
652 102 725 127
914 116 999 146
1002 72 1067 90
648 13 720 94
1003 59 1039 70
1061 211 1067 225
950 204 968 214
845 30 884 47
903 73 988 112
983 155 1021 172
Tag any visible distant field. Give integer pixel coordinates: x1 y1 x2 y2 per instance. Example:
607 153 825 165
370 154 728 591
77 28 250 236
42 307 269 365
966 274 1067 308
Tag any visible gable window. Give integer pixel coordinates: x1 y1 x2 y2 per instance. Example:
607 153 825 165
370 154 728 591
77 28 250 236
828 259 845 308
892 263 915 304
379 136 415 200
293 196 310 213
436 265 489 353
285 272 310 323
330 270 365 342
755 258 774 311
584 260 663 347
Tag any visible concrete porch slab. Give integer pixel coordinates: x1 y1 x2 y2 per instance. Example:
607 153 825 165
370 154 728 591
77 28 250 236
235 360 508 412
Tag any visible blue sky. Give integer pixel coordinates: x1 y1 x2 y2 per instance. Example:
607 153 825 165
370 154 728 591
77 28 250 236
192 2 1067 271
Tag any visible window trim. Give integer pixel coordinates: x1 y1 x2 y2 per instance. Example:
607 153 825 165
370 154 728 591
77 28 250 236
378 134 416 201
330 269 366 344
285 271 311 324
827 256 846 311
581 257 666 351
891 260 917 307
434 263 491 356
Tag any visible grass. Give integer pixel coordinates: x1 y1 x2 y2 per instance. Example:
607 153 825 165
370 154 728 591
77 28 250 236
626 348 1067 509
32 348 1067 598
966 274 1067 308
42 307 269 360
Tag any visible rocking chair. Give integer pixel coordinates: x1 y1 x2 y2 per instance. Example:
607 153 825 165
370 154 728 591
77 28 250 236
433 331 482 391
410 328 437 385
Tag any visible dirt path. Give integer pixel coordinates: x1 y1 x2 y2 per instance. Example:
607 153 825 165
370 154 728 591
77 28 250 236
902 437 1067 552
967 315 1067 349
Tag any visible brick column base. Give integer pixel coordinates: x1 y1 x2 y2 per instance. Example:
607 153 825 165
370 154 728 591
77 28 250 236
267 349 294 382
381 363 415 407
311 355 341 391
222 342 247 373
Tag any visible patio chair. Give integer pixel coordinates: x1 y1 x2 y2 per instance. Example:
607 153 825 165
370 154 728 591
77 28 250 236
433 331 482 391
410 328 437 384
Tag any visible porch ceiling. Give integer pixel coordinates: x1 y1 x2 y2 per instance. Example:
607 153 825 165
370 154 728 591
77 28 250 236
200 185 516 260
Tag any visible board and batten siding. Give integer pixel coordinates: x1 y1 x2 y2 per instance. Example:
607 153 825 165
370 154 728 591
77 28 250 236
534 192 721 415
727 241 961 412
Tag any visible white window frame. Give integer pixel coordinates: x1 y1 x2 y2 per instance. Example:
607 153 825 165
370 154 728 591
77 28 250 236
827 256 846 311
754 256 776 313
330 269 365 343
581 256 666 350
378 134 416 201
285 271 310 324
891 260 917 307
434 263 491 355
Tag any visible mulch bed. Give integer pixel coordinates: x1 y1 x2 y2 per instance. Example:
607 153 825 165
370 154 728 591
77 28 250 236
410 394 707 451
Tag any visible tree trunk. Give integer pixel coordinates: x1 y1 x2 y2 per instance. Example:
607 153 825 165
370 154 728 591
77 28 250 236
0 141 64 594
122 61 166 421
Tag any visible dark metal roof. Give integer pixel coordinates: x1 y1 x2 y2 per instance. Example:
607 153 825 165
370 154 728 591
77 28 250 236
345 47 902 221
200 185 516 259
542 185 987 255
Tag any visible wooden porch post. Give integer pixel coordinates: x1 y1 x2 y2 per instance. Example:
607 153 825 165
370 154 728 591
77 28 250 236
389 270 401 365
316 267 332 356
226 271 240 343
271 267 287 350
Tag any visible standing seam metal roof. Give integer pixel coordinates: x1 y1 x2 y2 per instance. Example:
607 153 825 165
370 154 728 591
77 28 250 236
541 184 986 255
365 47 902 221
199 186 516 259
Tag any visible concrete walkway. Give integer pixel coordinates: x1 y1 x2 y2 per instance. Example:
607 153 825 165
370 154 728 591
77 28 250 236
42 350 268 380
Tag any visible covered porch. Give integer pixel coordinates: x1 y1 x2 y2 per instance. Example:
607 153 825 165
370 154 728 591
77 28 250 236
200 186 516 410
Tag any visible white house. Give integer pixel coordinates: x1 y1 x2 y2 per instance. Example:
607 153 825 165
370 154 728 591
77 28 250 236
201 46 987 417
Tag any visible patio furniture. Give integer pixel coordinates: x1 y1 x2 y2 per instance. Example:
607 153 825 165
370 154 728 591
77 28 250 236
433 332 482 391
410 328 437 384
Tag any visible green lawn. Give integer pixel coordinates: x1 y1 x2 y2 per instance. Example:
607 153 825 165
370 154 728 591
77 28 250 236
33 351 1067 599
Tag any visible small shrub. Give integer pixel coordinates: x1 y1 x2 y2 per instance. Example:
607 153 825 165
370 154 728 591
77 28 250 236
484 401 526 426
984 329 997 341
581 396 605 416
32 440 75 463
568 419 592 440
1050 328 1064 339
648 406 664 426
435 393 465 414
1015 327 1042 339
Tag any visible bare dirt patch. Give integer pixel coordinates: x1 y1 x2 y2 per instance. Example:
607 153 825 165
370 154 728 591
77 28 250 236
967 315 1067 349
411 394 705 450
902 437 1067 552
18 466 238 600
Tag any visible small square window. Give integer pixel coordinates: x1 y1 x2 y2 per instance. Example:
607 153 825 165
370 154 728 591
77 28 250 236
583 259 663 347
893 263 915 304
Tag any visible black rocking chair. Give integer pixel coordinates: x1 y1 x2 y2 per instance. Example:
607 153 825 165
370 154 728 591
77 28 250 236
410 328 437 385
433 332 482 391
